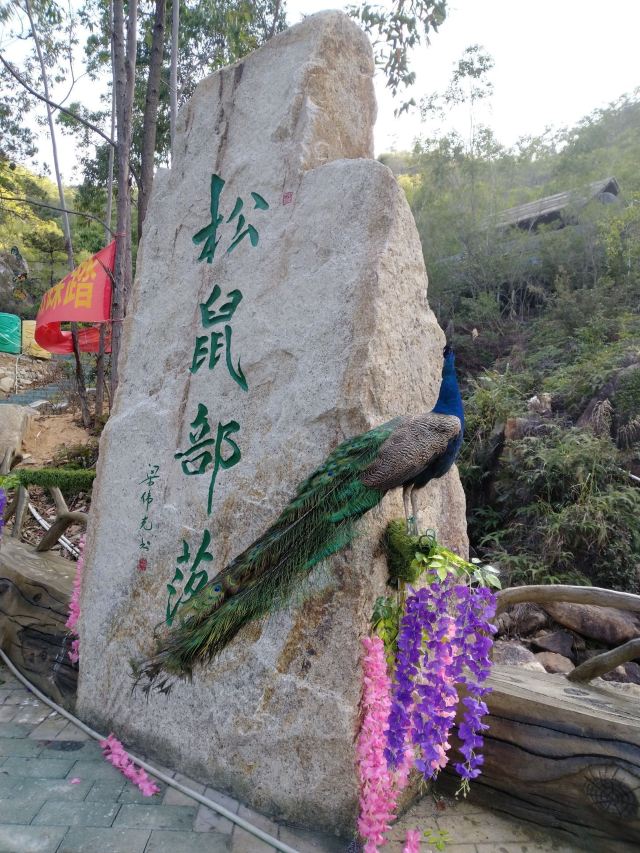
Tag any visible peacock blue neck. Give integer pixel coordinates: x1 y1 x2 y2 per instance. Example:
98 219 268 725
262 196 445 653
432 352 464 425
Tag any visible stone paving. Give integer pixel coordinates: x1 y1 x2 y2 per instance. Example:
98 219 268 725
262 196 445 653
0 662 587 853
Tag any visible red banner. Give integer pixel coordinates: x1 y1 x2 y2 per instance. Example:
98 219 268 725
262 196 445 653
35 241 116 354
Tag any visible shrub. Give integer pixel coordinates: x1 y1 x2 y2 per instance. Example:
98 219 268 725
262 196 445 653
478 427 640 591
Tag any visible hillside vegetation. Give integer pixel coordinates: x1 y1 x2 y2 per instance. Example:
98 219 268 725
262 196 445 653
3 87 639 593
394 91 640 592
0 162 99 318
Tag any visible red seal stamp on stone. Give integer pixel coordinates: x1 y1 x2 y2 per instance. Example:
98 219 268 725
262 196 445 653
137 557 148 572
282 191 293 205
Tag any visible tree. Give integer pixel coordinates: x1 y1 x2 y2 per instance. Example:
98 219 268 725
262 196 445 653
110 0 137 398
2 0 92 426
78 0 286 395
350 0 448 111
138 0 166 239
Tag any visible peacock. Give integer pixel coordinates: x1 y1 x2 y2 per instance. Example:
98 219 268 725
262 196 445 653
134 336 464 691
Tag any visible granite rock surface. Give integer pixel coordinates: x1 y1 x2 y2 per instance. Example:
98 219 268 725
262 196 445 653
78 11 468 835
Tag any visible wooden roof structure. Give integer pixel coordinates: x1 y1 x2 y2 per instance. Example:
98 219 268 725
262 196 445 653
496 177 620 231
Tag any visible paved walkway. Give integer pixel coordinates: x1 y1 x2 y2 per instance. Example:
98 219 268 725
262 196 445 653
0 662 583 853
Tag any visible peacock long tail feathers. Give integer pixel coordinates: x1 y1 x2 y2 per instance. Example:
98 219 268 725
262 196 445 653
133 419 402 693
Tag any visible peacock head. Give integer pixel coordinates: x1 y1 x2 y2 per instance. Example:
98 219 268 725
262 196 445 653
442 344 456 377
443 321 456 369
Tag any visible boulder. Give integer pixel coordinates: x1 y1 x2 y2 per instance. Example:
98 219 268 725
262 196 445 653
507 602 549 637
529 629 574 659
543 602 640 646
0 404 36 473
492 640 545 671
534 651 574 674
77 11 468 836
601 661 640 685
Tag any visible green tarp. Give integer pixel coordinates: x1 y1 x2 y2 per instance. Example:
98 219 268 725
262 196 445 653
0 313 21 354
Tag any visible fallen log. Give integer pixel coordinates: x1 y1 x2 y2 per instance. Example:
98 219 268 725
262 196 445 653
449 664 640 852
0 537 77 708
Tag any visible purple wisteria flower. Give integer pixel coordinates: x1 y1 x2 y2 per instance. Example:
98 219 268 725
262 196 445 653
0 488 6 542
385 574 497 787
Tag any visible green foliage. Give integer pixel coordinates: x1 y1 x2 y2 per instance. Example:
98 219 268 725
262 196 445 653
0 162 61 310
11 468 95 496
384 519 425 583
371 595 402 667
421 826 451 851
52 441 99 469
479 428 640 591
393 89 640 359
375 526 500 664
615 368 640 424
458 369 529 502
389 89 640 593
0 473 19 492
349 1 448 108
384 521 501 589
76 0 287 191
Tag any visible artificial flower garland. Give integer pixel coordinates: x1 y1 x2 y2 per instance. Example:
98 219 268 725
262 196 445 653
100 733 161 796
0 487 6 542
356 537 498 851
65 535 85 664
63 540 160 797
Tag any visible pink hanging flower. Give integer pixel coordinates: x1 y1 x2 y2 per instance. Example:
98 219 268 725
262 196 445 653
66 536 85 664
100 733 160 797
357 635 414 852
403 829 421 853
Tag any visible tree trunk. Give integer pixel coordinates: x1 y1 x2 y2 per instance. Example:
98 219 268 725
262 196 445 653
110 0 138 400
23 0 91 429
170 0 179 154
138 0 166 242
96 0 118 422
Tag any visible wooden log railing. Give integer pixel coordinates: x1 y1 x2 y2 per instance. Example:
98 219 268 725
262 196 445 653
497 584 640 683
2 483 87 552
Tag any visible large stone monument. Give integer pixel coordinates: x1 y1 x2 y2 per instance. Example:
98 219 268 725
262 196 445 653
78 11 468 836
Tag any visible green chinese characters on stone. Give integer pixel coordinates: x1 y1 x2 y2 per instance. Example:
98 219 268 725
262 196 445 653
190 285 247 391
166 529 214 625
174 403 242 514
192 173 269 264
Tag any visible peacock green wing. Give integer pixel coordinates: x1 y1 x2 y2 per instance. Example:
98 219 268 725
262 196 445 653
135 417 403 687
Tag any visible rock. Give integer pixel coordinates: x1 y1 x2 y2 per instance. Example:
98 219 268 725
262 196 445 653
508 602 549 637
601 661 640 685
0 403 36 473
494 611 514 636
535 651 574 674
77 12 468 837
504 416 552 440
0 376 13 394
571 632 586 651
0 247 29 298
576 647 607 665
542 602 640 646
592 677 640 701
527 393 552 414
530 629 574 659
492 640 546 671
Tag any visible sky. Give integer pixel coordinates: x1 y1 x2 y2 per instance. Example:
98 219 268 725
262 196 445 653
289 0 640 154
4 0 640 180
